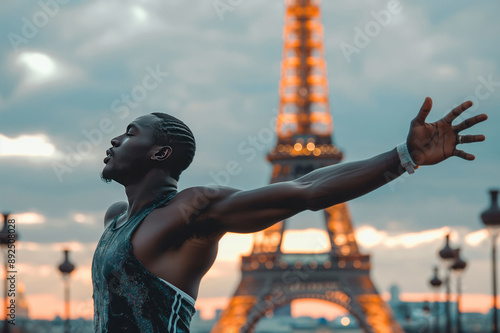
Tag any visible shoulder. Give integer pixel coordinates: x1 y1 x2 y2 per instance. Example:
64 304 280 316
178 185 240 202
175 186 241 211
162 186 240 226
104 201 128 228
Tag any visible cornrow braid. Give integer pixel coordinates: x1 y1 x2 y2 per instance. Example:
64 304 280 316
150 112 196 181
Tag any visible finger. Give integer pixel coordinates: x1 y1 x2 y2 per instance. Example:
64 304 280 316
444 101 473 124
458 134 486 144
452 148 475 161
413 97 433 125
454 113 488 132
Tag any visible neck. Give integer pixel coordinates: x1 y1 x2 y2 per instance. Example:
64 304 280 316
123 170 178 218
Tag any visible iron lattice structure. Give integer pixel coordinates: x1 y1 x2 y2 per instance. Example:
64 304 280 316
211 0 403 332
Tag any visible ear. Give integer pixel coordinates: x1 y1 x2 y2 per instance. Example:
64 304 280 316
151 146 173 161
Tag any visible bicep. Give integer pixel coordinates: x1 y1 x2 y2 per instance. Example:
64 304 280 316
206 181 311 233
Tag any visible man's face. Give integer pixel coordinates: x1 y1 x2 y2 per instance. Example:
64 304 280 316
101 114 161 185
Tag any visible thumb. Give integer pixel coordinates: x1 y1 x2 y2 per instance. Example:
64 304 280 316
413 97 433 125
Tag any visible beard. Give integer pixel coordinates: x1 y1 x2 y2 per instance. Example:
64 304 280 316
100 172 112 184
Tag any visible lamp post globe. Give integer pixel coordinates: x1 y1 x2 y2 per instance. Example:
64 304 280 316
481 189 500 333
438 234 456 333
430 266 443 289
429 266 442 333
58 249 75 276
481 189 500 232
58 249 76 333
451 248 467 272
451 248 467 333
439 234 456 262
0 213 19 245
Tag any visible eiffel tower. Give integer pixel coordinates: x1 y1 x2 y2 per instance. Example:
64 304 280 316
211 0 403 332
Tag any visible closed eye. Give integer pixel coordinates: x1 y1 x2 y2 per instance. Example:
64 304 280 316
125 124 138 136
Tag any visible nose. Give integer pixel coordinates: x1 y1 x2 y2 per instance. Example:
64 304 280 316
110 136 120 147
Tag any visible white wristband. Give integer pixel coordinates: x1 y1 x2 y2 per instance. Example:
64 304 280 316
396 142 418 174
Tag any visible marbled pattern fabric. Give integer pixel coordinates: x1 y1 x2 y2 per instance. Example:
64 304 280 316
92 191 196 332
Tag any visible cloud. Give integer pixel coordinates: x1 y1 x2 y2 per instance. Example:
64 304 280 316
464 228 489 247
63 2 168 57
323 0 499 105
72 213 96 225
17 52 58 85
355 225 451 249
13 51 84 94
0 133 59 158
384 227 451 248
216 233 253 261
49 241 96 252
281 229 331 253
0 0 498 321
130 5 148 22
18 242 42 251
355 225 387 248
18 241 97 254
11 212 46 224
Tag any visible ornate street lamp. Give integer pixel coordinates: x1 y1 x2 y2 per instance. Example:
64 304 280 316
438 234 456 333
429 266 442 333
58 249 75 333
451 248 467 333
481 189 500 333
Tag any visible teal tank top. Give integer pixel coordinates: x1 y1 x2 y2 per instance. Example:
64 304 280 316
91 190 196 332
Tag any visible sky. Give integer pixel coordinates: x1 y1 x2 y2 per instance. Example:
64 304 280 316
0 0 499 322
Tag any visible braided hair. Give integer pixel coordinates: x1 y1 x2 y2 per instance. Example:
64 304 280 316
149 113 196 181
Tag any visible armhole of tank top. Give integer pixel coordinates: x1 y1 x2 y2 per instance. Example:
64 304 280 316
158 277 196 306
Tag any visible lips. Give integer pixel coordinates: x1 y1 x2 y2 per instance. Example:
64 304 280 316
104 149 113 163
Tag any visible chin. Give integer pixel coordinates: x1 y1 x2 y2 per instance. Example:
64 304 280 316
101 168 128 185
100 172 113 184
101 165 114 183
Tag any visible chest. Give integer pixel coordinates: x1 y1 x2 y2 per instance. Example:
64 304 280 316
115 210 184 265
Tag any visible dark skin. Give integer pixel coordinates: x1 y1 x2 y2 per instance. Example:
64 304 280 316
100 97 487 300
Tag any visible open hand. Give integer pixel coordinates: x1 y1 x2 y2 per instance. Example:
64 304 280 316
407 97 488 166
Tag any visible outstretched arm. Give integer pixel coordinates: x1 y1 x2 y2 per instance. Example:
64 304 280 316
199 98 487 234
200 148 404 234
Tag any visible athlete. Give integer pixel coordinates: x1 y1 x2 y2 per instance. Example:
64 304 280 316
92 97 487 332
